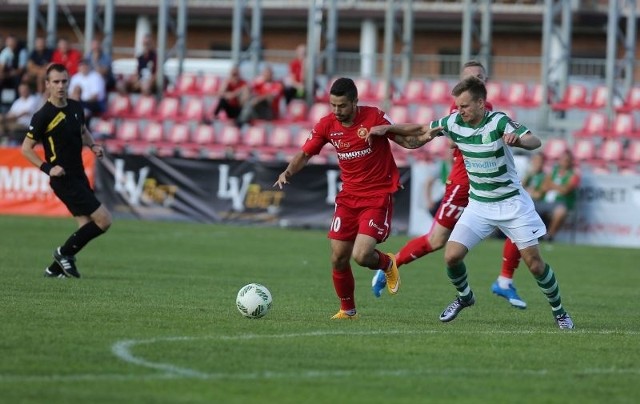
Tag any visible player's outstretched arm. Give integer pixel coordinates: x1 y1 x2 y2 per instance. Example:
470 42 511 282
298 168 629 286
504 132 541 151
395 128 441 149
274 151 312 189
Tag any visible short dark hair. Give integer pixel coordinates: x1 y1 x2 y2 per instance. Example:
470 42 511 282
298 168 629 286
330 77 358 102
451 76 487 101
462 60 486 71
46 63 67 79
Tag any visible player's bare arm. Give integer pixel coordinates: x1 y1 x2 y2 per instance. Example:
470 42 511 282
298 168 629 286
274 151 312 189
21 136 65 177
366 124 442 149
81 124 104 158
391 125 444 149
504 132 541 150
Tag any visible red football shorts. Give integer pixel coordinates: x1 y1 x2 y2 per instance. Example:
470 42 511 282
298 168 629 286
328 193 393 242
432 183 469 230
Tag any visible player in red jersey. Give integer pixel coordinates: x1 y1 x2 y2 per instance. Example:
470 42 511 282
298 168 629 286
372 61 526 309
274 77 434 319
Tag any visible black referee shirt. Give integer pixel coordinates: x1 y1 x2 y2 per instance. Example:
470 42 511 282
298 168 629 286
26 99 86 173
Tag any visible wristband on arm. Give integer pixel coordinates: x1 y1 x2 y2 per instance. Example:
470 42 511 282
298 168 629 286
40 162 54 175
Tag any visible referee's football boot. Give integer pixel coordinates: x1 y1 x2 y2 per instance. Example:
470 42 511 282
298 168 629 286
53 247 80 278
44 263 67 278
439 295 475 322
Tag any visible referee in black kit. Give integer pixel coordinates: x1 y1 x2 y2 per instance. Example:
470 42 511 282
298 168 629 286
21 63 112 278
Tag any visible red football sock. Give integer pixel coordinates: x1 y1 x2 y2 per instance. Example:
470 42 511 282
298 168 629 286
501 238 521 279
374 249 391 270
332 267 355 311
396 235 433 267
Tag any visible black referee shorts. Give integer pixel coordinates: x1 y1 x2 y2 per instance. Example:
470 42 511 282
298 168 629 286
50 172 102 217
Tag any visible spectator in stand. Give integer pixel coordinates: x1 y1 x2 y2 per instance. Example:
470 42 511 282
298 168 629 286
537 150 580 242
0 34 29 100
0 82 39 145
119 34 158 94
84 38 115 91
211 64 247 121
50 37 83 76
283 44 308 105
69 59 106 124
236 64 284 127
25 37 53 94
522 152 547 203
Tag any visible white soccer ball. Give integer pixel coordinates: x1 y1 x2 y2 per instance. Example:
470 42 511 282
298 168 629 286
236 283 272 318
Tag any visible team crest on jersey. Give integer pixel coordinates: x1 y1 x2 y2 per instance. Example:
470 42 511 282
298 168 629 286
357 127 368 138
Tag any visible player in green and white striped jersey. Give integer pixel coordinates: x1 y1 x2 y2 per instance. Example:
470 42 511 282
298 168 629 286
433 76 573 329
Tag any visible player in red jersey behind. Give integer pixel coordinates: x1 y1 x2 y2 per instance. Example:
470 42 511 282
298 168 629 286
275 77 435 319
372 61 526 309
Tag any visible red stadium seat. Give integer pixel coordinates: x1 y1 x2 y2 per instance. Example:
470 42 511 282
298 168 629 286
166 74 198 96
397 79 428 105
583 85 608 110
604 113 637 140
104 93 131 118
388 105 409 124
106 119 140 153
180 97 205 123
218 124 248 159
551 84 588 111
542 137 569 163
160 123 192 157
198 75 221 96
152 97 181 121
504 82 531 108
572 138 597 168
285 99 309 123
129 95 157 119
616 86 640 113
267 125 297 160
307 102 331 125
138 121 166 153
486 81 506 105
425 80 450 105
371 80 395 102
573 111 608 140
243 126 270 160
90 118 116 139
353 77 375 102
414 105 436 124
599 138 625 171
191 124 227 159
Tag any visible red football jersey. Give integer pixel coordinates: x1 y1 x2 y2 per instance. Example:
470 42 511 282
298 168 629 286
446 100 494 186
303 106 400 197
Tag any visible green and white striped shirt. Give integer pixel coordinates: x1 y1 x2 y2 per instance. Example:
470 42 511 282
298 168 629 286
432 110 530 203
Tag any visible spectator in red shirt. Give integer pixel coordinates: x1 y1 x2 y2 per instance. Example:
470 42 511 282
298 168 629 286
211 65 247 121
283 44 307 105
274 77 437 319
50 38 82 76
236 65 284 127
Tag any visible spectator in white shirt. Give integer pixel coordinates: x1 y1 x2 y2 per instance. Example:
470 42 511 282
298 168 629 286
0 82 39 145
69 59 106 123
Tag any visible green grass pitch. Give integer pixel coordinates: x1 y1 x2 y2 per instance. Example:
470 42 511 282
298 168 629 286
0 215 638 404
